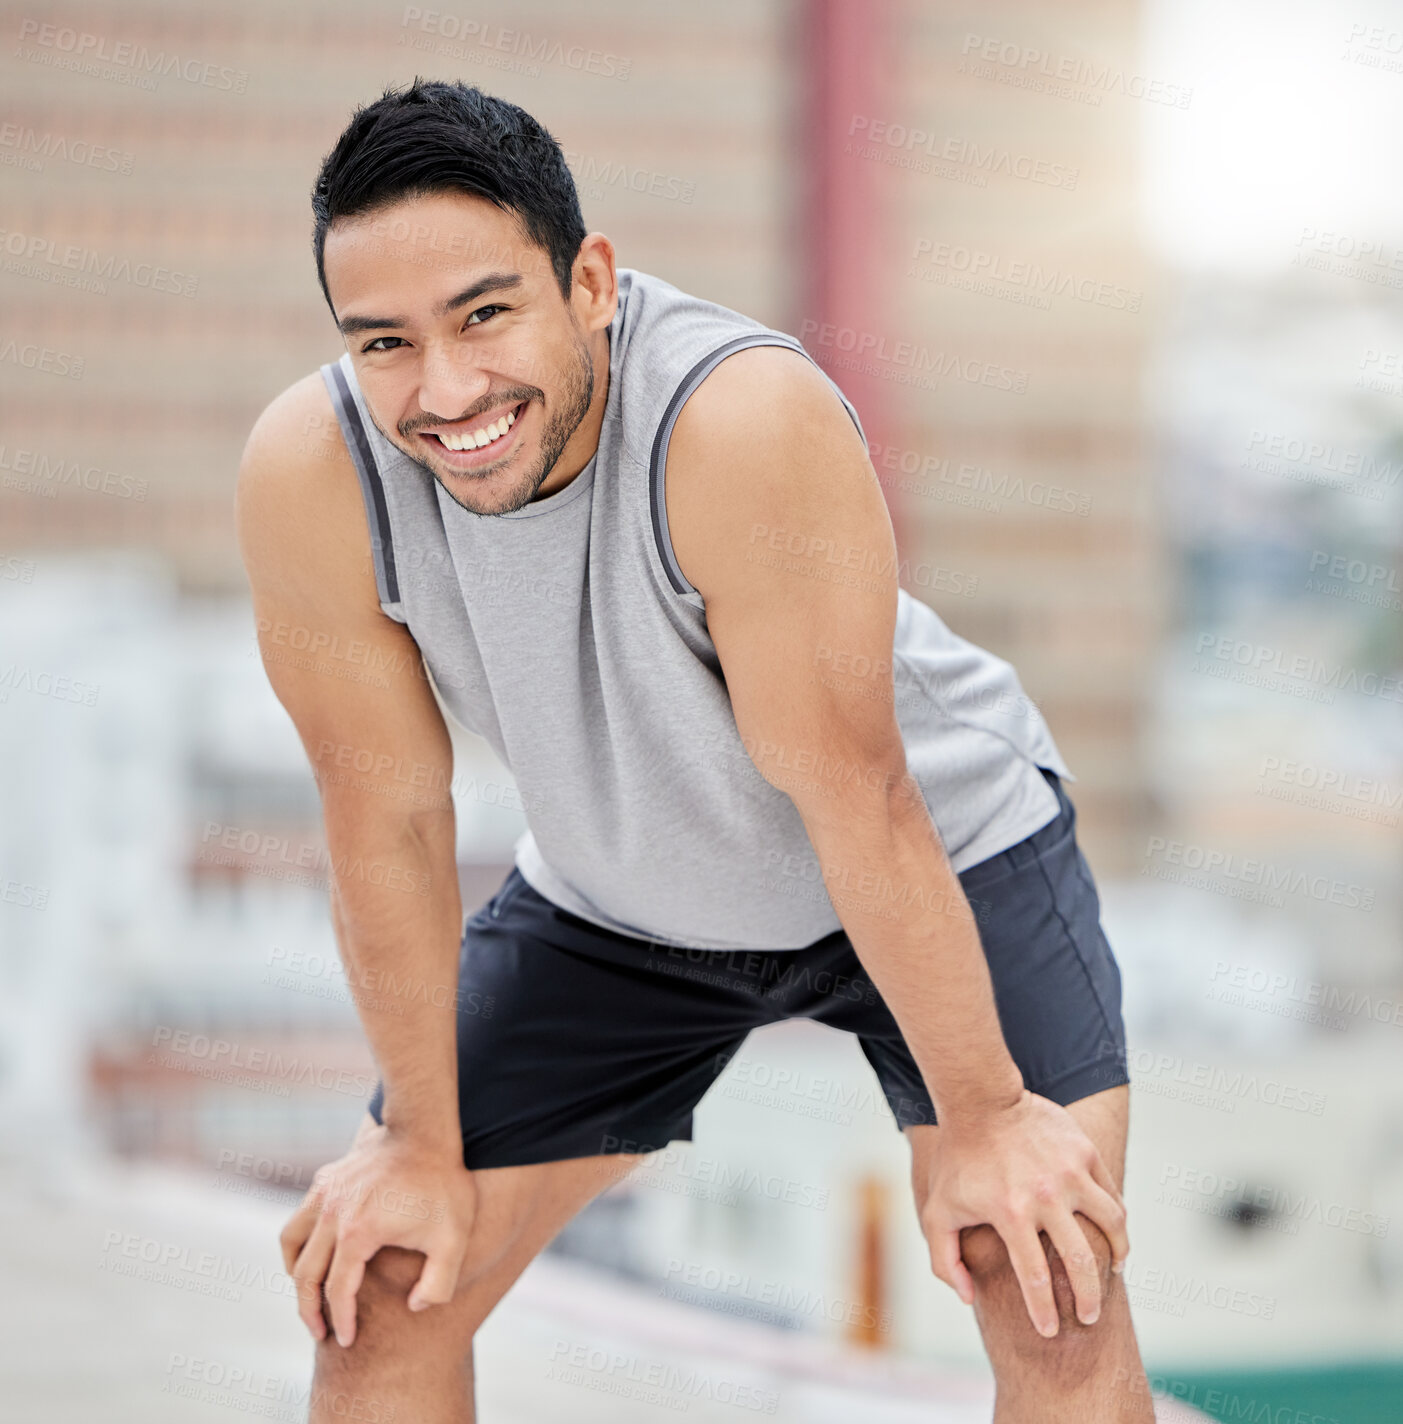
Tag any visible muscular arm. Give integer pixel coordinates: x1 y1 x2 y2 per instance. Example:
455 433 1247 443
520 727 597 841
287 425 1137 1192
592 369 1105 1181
666 345 1128 1336
235 372 464 1150
664 345 1023 1121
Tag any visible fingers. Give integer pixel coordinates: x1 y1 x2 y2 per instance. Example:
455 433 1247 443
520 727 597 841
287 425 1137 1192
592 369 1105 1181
290 1203 338 1341
278 1190 320 1277
1083 1150 1130 1271
1042 1208 1103 1329
926 1227 974 1307
1000 1218 1059 1339
325 1242 371 1348
408 1237 466 1313
1078 1174 1130 1273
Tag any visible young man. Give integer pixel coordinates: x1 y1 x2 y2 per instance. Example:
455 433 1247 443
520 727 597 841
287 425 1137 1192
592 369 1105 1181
236 80 1151 1422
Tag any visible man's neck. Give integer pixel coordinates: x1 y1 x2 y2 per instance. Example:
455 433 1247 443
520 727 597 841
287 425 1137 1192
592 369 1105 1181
531 324 612 502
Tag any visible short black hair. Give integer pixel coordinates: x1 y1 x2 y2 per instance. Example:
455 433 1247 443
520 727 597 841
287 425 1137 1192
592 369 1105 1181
311 78 585 315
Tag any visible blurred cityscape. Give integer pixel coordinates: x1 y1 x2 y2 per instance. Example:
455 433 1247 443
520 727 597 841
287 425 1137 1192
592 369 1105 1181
1 0 1401 1418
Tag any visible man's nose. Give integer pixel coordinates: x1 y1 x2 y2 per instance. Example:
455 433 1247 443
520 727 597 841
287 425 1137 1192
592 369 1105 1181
418 347 491 419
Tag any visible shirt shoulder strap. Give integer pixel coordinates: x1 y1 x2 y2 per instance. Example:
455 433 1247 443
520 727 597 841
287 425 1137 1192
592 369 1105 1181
319 355 407 623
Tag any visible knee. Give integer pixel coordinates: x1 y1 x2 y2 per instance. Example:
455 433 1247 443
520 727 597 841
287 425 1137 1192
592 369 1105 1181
317 1243 475 1347
357 1244 427 1302
351 1235 499 1315
311 1246 471 1416
960 1211 1115 1337
316 1245 429 1350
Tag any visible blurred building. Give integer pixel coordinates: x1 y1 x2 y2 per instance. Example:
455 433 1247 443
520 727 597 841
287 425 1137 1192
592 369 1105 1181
0 554 523 1183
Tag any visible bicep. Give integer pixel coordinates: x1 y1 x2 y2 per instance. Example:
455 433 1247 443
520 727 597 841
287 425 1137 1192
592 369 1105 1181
665 347 909 828
703 526 904 824
251 582 455 834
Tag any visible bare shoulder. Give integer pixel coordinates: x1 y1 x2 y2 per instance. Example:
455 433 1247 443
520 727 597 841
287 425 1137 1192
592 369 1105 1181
237 367 344 496
674 342 856 453
234 371 450 804
664 342 883 600
234 368 380 617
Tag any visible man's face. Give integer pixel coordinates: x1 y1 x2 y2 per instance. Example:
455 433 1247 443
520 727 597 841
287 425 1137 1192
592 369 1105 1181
323 191 606 516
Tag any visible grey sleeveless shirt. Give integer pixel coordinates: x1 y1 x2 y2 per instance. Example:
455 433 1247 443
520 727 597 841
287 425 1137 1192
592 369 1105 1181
320 266 1073 951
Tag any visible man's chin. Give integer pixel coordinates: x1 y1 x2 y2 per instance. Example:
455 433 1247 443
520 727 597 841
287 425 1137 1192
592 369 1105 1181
432 463 542 517
397 442 538 515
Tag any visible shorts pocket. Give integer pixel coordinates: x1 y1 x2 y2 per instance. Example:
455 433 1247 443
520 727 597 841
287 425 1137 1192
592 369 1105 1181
470 867 528 925
487 867 531 920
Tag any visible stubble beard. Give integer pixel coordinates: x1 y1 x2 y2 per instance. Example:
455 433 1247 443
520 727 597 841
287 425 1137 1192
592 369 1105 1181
397 331 596 517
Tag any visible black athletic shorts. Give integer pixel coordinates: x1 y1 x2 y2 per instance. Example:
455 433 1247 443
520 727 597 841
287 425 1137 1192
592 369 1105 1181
366 767 1130 1169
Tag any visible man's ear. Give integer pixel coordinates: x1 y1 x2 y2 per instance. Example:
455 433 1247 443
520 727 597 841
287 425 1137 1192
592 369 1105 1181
571 233 618 333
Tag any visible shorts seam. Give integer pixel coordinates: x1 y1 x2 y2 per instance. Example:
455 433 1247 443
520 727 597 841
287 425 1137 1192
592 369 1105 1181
1028 836 1122 1057
1030 1049 1127 1097
464 1118 692 1170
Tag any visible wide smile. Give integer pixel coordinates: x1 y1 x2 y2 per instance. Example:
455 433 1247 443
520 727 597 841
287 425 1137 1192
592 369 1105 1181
418 399 529 472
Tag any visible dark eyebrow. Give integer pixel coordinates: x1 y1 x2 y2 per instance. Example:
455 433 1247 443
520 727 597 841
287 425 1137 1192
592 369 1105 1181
337 272 525 337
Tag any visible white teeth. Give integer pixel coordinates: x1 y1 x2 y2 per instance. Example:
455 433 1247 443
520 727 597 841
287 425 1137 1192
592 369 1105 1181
436 405 521 452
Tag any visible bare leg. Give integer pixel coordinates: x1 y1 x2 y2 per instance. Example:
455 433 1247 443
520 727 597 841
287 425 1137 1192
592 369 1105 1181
302 1112 647 1424
905 1084 1158 1422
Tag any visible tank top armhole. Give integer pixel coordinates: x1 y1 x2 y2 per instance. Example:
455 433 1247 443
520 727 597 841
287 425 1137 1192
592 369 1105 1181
646 333 869 599
319 357 409 625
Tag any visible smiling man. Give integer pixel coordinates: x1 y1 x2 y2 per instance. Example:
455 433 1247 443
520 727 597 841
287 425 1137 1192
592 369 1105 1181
235 79 1152 1422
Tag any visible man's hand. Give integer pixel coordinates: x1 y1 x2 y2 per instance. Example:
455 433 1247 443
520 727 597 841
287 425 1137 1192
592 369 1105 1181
916 1089 1129 1337
280 1120 478 1349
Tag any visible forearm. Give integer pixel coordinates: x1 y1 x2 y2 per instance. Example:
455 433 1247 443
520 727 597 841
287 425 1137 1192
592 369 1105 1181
813 785 1023 1122
325 803 464 1147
